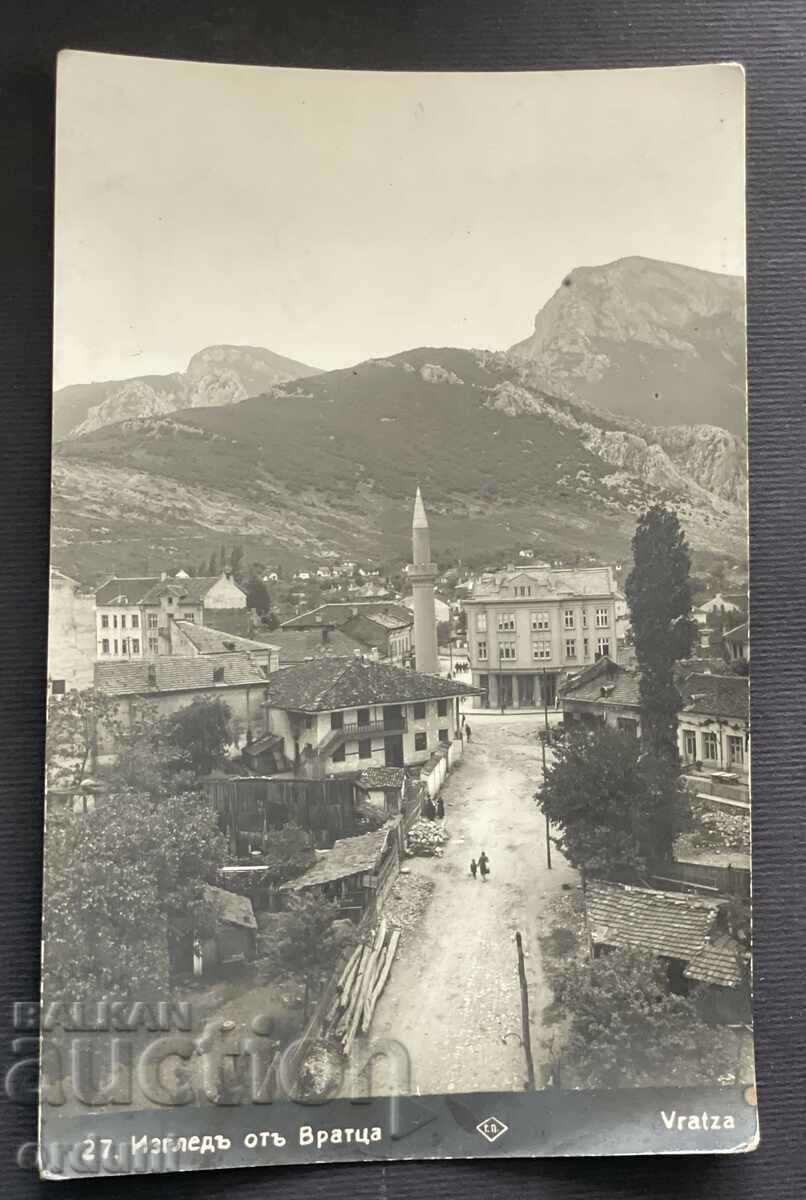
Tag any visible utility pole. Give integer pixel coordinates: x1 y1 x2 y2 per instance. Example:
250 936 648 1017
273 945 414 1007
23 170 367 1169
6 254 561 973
514 931 536 1090
542 670 552 870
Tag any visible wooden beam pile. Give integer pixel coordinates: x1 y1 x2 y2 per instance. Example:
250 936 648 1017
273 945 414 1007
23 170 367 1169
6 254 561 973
325 919 401 1053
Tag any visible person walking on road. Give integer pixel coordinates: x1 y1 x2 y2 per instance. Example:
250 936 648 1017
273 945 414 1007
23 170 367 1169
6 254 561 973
470 858 478 880
464 722 472 743
478 850 490 882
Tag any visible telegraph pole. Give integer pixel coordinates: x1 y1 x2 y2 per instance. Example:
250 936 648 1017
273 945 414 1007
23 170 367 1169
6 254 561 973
514 932 536 1090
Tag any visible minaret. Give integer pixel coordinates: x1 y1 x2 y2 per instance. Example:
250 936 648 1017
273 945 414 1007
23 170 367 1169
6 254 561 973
408 486 439 675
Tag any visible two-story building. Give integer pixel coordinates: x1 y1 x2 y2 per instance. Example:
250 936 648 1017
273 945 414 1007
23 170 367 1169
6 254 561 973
94 570 247 660
260 654 478 776
463 566 620 709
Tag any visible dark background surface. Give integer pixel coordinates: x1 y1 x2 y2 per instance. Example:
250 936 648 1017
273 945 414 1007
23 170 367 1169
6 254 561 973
1 1 804 1195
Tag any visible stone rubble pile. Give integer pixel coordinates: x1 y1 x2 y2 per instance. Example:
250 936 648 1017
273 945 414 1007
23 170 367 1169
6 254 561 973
406 819 450 857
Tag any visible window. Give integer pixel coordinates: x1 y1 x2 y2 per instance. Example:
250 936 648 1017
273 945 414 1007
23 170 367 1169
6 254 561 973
112 615 118 629
476 611 487 633
148 637 158 653
532 640 551 661
684 730 697 760
121 615 127 629
477 640 488 661
121 638 128 654
330 711 344 731
497 612 516 633
596 637 611 659
304 716 314 730
359 739 372 759
414 732 427 751
413 702 426 720
51 679 66 695
499 640 516 660
357 708 370 728
101 638 110 654
515 585 531 597
702 731 719 762
113 639 118 654
167 597 174 606
530 611 549 631
438 728 450 744
131 614 139 629
565 638 577 660
332 744 346 763
583 638 590 658
101 614 109 629
213 666 224 682
131 639 140 655
437 698 448 717
595 607 610 628
728 735 744 766
617 717 638 737
582 610 588 628
183 612 195 622
147 614 158 630
563 609 575 629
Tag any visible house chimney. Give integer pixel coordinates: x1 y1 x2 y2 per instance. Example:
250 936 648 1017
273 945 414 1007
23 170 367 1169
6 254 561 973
160 571 167 582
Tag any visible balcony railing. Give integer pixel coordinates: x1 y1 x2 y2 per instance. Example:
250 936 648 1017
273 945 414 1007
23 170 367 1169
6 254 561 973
316 716 407 757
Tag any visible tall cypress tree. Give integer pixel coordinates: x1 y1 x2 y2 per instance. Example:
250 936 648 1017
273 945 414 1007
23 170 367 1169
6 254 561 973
625 506 695 763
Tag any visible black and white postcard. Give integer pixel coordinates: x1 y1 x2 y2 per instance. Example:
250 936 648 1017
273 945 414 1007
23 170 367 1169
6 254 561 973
40 52 755 1177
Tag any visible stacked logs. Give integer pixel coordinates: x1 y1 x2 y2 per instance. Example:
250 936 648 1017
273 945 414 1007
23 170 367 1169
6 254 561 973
324 918 401 1053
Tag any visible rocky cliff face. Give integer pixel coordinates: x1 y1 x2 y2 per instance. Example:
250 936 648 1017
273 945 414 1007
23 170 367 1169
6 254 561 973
508 257 746 434
54 345 321 440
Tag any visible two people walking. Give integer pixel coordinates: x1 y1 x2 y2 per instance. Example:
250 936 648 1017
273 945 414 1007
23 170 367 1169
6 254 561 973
469 850 490 882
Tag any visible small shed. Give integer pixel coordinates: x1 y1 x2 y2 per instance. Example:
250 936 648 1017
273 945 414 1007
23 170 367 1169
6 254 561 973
280 820 400 921
191 885 258 977
355 766 407 816
584 880 747 1021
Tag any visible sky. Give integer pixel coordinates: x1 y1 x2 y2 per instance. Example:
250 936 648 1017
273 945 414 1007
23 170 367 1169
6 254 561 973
53 54 745 389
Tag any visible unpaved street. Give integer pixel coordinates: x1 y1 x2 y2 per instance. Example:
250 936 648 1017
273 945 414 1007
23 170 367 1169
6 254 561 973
369 717 577 1096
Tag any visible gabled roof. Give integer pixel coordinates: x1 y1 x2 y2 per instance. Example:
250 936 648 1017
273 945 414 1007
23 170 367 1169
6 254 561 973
203 884 257 930
680 673 749 721
262 627 366 663
586 880 723 966
139 575 246 605
95 653 267 696
262 656 479 712
95 577 160 606
281 822 397 891
173 621 276 656
282 601 413 631
468 565 617 602
559 656 640 709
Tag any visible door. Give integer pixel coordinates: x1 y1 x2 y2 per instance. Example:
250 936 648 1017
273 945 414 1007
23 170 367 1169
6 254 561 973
385 735 404 767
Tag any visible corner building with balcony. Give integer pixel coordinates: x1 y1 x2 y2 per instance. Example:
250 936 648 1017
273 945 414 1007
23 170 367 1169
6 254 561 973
463 565 620 710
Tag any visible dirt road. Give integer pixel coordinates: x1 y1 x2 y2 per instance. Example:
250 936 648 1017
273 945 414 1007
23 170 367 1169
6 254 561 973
369 717 577 1096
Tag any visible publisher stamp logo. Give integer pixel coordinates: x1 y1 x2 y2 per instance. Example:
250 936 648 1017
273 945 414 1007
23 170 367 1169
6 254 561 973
476 1117 508 1143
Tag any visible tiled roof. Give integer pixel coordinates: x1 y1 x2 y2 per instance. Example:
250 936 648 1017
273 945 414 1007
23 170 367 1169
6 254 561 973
282 602 413 631
203 884 257 930
684 932 745 989
95 576 160 605
356 766 407 791
468 565 617 602
173 621 276 656
281 822 397 890
262 627 365 662
242 731 285 757
585 881 723 964
680 673 749 721
138 575 246 605
559 657 640 709
95 653 267 696
364 611 411 630
262 657 480 712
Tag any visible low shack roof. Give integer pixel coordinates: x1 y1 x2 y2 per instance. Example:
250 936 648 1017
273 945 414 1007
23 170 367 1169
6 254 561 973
586 880 722 965
203 884 257 930
281 822 396 891
684 932 746 989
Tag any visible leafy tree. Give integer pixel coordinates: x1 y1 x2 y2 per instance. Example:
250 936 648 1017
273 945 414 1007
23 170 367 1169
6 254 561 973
549 945 734 1088
46 689 120 789
536 724 688 879
269 893 350 1019
43 792 226 1002
230 544 245 577
163 697 233 778
246 574 272 615
261 824 317 888
625 506 695 762
207 553 218 576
